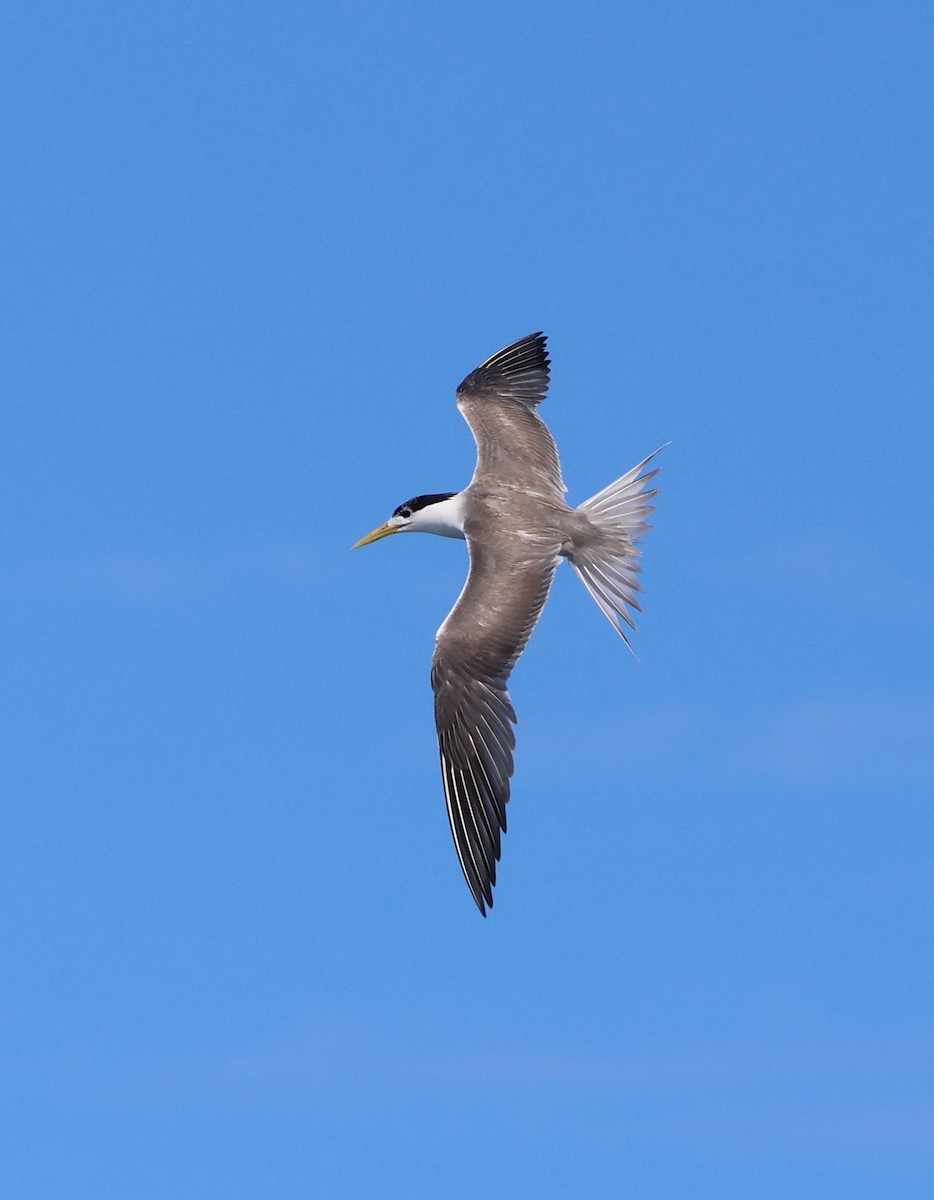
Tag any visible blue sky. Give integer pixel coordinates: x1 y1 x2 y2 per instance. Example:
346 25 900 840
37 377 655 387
3 1 933 1196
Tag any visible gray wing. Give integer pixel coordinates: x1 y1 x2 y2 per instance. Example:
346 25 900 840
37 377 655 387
456 332 566 499
431 531 559 914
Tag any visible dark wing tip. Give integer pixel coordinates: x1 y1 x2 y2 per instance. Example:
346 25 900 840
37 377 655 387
439 749 503 916
456 332 551 407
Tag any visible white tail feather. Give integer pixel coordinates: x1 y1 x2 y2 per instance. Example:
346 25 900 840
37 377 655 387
568 447 665 647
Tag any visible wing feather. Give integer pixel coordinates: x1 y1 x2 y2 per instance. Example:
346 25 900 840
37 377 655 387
431 532 558 914
455 333 565 498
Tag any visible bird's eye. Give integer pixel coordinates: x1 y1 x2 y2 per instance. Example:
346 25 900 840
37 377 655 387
400 507 412 518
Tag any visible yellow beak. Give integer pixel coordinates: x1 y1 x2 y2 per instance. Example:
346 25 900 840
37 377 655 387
351 521 400 549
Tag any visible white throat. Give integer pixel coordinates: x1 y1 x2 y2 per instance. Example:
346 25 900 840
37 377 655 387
406 492 467 539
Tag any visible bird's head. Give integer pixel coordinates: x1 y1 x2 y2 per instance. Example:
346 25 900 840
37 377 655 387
352 492 465 547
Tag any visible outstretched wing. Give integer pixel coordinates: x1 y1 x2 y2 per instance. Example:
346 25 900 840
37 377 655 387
456 332 565 499
431 530 559 914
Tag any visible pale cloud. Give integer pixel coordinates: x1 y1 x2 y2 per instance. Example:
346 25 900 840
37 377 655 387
738 693 934 786
707 529 933 619
0 544 322 603
526 690 934 789
42 1019 934 1159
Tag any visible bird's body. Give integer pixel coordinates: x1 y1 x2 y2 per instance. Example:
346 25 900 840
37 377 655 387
354 333 661 914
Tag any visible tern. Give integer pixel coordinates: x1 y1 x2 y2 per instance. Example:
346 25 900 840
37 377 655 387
353 333 661 914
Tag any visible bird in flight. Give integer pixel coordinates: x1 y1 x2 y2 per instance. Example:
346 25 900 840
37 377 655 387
353 333 661 914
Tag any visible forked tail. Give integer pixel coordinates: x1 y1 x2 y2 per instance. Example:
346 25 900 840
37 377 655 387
567 448 664 648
